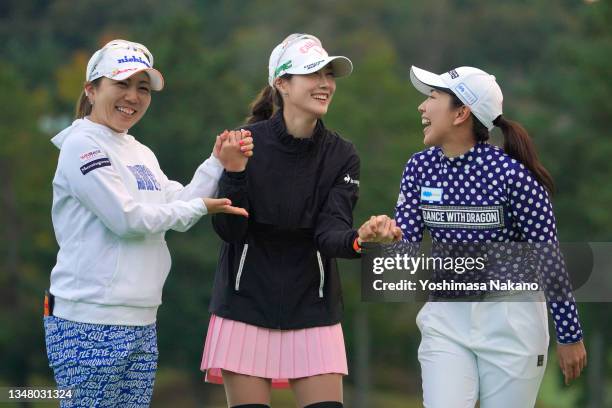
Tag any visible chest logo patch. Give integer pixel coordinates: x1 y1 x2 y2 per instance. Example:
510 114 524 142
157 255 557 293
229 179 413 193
421 205 504 229
421 187 443 202
127 165 161 191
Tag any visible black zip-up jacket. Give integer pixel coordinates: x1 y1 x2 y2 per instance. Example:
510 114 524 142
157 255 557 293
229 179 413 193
209 110 360 329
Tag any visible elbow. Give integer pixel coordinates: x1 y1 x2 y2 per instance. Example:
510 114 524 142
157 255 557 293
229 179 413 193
110 218 141 238
212 215 246 243
110 210 150 238
314 234 339 259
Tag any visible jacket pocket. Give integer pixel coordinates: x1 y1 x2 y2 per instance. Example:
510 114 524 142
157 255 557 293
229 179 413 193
235 243 249 291
108 237 170 306
316 250 325 298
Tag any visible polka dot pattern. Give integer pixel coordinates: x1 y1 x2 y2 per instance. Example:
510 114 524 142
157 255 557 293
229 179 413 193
394 142 582 344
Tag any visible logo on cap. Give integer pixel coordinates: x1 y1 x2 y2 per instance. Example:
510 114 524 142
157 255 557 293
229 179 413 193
448 69 459 79
274 60 293 77
117 55 151 68
299 40 324 55
304 59 325 71
454 83 478 105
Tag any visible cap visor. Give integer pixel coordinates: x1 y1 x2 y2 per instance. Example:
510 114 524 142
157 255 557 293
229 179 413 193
328 56 353 78
109 67 165 91
288 56 353 78
410 66 447 96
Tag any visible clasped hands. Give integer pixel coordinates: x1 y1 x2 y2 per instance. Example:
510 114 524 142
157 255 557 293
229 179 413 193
203 129 254 217
357 215 402 245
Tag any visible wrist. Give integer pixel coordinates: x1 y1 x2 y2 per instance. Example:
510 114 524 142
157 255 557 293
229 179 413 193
353 236 362 254
224 164 246 172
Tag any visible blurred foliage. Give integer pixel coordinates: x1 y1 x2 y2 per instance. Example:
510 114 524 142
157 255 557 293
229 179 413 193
0 0 610 406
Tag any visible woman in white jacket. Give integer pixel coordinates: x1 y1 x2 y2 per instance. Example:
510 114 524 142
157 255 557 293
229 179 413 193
44 39 252 407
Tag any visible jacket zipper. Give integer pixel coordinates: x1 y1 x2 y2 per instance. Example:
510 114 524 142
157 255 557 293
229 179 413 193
235 244 249 291
317 251 325 298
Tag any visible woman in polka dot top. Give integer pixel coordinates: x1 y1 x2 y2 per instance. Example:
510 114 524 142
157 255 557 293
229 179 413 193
395 66 587 407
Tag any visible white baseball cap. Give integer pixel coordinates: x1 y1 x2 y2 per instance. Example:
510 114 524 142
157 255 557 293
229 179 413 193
268 33 353 86
86 39 164 91
410 66 503 130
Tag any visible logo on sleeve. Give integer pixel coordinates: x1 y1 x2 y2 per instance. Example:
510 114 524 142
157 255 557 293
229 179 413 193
343 174 360 186
80 158 111 175
79 149 103 162
421 205 505 229
421 187 443 202
127 165 161 191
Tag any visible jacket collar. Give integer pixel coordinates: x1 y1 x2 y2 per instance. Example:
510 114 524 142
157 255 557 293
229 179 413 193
437 141 487 167
269 109 325 152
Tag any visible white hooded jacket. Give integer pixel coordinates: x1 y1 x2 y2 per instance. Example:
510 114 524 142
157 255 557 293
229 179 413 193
49 118 223 325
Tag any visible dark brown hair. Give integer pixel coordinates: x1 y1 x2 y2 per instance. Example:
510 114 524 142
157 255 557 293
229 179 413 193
245 74 292 125
446 90 555 195
75 78 102 119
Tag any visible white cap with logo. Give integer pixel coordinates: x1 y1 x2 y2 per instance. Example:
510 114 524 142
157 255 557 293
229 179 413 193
268 34 353 86
410 66 503 130
86 39 164 91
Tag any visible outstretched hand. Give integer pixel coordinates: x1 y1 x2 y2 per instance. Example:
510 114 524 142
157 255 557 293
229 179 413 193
202 198 248 217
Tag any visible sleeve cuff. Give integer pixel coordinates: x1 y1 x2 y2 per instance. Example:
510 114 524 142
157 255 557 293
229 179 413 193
206 153 224 172
190 197 208 216
221 170 247 184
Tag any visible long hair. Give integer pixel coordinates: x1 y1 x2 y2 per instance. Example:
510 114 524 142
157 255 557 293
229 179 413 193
245 74 291 125
446 91 555 195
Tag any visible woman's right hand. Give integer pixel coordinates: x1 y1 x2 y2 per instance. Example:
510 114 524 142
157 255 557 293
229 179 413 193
203 198 248 217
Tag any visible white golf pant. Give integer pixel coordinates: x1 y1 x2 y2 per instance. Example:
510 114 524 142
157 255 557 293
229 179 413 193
416 297 549 408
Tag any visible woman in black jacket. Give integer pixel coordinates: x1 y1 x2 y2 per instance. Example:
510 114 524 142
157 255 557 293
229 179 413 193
200 34 401 408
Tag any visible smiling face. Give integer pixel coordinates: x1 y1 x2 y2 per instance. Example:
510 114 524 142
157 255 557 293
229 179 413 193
276 65 336 118
86 72 152 133
417 89 462 147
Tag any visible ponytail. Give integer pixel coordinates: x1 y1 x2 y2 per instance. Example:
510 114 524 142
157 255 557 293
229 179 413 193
75 90 92 119
493 115 555 195
245 75 291 125
74 79 101 119
445 89 555 195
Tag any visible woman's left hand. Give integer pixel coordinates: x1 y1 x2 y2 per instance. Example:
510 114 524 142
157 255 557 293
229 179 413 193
556 340 587 385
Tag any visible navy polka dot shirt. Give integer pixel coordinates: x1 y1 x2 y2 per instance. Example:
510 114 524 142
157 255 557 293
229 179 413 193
394 142 583 344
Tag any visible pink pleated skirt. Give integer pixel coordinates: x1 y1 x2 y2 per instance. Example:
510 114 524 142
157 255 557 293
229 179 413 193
200 314 348 388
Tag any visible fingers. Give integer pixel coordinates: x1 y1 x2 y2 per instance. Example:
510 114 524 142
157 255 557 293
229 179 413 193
390 222 402 242
203 197 230 210
391 220 403 241
203 198 249 217
369 216 377 235
360 215 401 243
558 342 587 386
224 130 254 157
213 130 229 158
222 205 249 217
358 217 375 242
240 136 254 156
228 130 240 144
